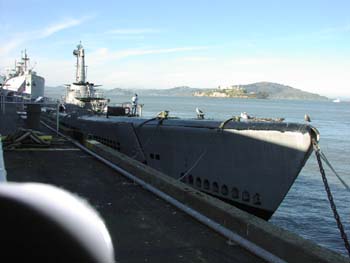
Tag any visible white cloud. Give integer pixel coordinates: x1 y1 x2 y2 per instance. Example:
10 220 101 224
0 16 89 57
41 45 209 86
87 46 209 64
41 18 84 38
177 56 214 62
271 24 350 44
0 38 25 57
233 57 283 65
111 46 208 58
108 35 146 40
0 23 10 32
36 57 74 86
4 40 348 98
105 28 160 35
319 24 350 35
84 54 350 97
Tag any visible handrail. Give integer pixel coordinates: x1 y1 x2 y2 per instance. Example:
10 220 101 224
0 135 7 182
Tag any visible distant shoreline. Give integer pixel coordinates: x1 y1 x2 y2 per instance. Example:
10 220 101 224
45 81 330 101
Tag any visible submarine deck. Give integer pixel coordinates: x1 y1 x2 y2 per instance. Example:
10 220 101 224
3 124 263 263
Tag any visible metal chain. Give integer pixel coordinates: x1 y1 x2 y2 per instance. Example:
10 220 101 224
312 139 350 257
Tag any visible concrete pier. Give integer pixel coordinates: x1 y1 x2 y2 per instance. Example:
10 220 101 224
3 129 263 263
84 139 348 263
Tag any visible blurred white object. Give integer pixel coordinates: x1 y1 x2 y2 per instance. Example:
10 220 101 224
34 96 44 103
0 182 114 262
240 112 250 120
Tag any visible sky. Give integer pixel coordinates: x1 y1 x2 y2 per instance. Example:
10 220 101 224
0 0 349 98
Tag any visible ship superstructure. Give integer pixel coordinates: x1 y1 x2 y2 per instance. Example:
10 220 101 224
64 42 108 112
0 51 45 99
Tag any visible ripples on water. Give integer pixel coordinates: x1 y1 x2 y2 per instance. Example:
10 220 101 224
111 95 350 255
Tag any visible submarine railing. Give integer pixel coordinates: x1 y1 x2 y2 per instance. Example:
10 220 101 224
0 135 6 182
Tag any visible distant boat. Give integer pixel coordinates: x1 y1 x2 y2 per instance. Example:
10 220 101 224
333 98 341 103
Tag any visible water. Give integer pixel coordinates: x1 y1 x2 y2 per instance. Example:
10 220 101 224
111 95 350 255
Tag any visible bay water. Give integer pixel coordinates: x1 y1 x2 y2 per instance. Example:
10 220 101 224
110 95 350 255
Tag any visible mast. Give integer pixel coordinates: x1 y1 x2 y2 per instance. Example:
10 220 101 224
22 49 29 72
73 42 86 83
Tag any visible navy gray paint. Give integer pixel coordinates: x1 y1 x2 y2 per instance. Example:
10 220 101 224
60 114 318 220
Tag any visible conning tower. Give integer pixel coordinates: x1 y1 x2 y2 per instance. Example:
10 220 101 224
73 42 86 84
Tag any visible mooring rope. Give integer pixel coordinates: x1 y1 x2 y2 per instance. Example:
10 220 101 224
313 139 350 257
131 113 169 160
319 150 350 192
219 116 240 129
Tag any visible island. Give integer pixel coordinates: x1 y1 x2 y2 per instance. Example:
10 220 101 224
45 82 329 101
193 82 328 100
194 85 268 99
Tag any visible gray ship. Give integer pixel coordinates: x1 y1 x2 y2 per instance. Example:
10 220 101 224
60 43 319 220
0 50 44 100
63 42 108 113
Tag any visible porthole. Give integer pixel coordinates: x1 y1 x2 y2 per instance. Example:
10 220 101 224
232 187 239 199
212 182 219 193
188 175 194 185
111 141 116 149
253 193 261 205
242 190 250 202
221 185 228 196
196 177 202 188
203 179 210 190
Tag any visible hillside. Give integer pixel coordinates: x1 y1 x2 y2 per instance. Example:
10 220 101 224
243 82 329 100
105 86 200 97
44 82 329 101
193 82 329 100
104 88 133 96
44 86 131 99
44 86 66 99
